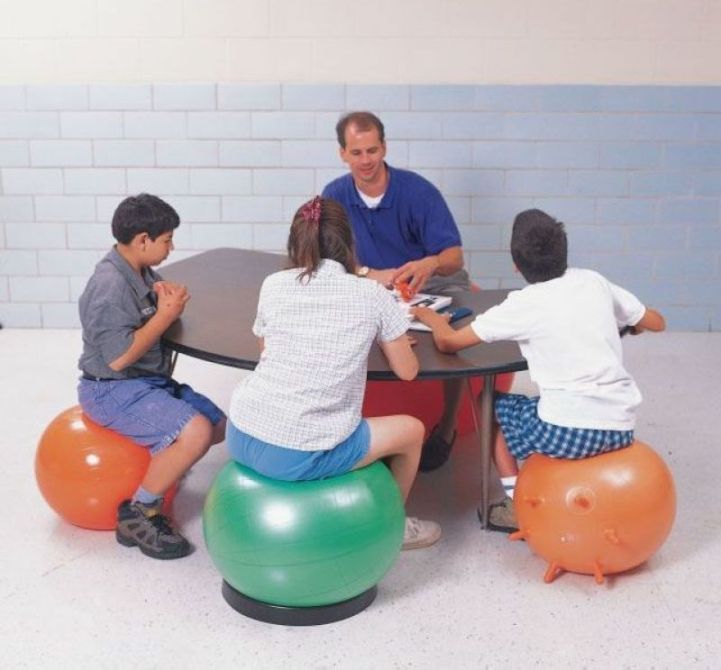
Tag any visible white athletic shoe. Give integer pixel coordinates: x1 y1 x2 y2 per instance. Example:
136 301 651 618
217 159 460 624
402 516 442 550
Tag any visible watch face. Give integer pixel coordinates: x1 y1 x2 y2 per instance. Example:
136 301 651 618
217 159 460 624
358 266 370 277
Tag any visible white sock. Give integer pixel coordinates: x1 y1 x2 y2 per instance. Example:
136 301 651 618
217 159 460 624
501 476 517 500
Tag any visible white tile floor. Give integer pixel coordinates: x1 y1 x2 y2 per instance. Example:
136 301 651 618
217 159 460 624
3 328 719 669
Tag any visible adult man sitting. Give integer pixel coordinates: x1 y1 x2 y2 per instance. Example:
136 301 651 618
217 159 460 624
322 111 515 531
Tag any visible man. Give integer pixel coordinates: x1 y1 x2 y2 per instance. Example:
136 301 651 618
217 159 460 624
322 111 515 532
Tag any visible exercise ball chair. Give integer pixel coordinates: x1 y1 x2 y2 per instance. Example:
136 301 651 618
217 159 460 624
203 460 405 625
36 406 175 530
510 441 676 584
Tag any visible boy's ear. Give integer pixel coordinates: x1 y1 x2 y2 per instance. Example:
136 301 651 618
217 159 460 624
132 232 149 248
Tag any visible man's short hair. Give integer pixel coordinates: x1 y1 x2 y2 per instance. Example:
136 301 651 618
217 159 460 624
510 209 568 284
111 194 180 244
335 111 385 148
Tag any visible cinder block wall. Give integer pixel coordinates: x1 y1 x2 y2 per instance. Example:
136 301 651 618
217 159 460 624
1 2 720 330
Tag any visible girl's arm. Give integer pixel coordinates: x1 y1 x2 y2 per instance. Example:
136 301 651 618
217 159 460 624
411 306 483 354
378 334 419 381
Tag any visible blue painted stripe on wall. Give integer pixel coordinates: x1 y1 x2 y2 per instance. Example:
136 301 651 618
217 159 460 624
0 84 719 330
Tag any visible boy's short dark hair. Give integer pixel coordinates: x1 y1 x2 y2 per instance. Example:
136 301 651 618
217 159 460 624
511 209 568 284
335 111 385 148
111 194 180 244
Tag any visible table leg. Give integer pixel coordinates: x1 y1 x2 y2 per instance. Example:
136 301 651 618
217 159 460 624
169 350 179 375
467 374 495 529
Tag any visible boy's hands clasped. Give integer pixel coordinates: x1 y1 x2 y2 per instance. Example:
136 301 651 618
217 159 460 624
154 281 190 321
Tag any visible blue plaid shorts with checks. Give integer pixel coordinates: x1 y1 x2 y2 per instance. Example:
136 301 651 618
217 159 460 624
494 392 634 460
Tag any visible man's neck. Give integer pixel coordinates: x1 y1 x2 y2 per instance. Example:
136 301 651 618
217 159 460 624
354 163 388 198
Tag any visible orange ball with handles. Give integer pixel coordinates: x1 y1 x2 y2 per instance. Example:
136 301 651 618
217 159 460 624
510 441 676 584
35 406 176 530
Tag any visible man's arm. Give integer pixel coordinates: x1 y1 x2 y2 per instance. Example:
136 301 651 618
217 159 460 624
365 268 397 287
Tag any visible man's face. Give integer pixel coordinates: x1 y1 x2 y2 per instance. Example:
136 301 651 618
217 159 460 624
339 124 387 188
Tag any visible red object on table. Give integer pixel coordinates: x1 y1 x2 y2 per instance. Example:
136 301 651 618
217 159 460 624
395 280 414 302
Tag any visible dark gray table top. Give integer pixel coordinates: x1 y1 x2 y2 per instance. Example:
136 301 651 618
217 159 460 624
162 248 527 380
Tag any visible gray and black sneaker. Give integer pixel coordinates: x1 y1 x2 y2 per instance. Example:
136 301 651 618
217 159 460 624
116 499 193 560
486 496 518 534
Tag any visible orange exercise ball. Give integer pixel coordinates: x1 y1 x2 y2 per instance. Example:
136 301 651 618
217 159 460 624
363 374 514 437
510 441 676 584
35 406 176 530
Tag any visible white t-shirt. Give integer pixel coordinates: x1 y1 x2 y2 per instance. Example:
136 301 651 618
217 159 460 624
470 268 647 430
229 259 410 451
356 187 384 209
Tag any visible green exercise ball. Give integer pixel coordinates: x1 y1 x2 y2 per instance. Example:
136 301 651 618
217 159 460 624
203 461 405 609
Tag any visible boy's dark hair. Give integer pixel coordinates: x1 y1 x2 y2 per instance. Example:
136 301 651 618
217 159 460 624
288 197 356 282
111 194 180 244
511 209 568 284
335 111 385 148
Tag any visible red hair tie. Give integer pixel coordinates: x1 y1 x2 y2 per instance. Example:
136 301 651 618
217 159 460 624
300 196 322 227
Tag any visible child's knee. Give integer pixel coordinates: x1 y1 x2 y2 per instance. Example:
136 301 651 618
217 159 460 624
405 416 425 447
180 414 213 458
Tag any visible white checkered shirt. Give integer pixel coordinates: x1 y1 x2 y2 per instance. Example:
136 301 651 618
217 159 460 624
229 260 410 451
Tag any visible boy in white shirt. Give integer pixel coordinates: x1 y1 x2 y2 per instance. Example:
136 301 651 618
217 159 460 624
412 209 665 532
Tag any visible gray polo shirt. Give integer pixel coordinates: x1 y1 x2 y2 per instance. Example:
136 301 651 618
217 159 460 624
78 247 172 379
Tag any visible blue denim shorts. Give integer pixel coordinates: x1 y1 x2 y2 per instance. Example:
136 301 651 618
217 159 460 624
78 375 225 454
226 420 371 481
495 392 634 460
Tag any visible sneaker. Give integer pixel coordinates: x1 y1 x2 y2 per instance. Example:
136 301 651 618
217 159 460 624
402 516 442 550
116 499 193 560
486 496 518 534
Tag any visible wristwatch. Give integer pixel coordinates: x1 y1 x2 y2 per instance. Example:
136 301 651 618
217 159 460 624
357 266 370 278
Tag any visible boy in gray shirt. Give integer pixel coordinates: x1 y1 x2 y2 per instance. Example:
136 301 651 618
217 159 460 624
78 194 226 559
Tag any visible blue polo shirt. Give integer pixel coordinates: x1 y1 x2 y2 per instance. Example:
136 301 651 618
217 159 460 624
322 164 462 269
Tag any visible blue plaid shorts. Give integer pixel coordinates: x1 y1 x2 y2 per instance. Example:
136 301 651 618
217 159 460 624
494 392 634 460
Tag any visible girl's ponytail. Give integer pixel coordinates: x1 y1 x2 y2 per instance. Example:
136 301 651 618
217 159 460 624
287 197 356 282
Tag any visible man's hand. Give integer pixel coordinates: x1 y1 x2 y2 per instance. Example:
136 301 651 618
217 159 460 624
154 281 189 321
367 268 397 288
392 256 440 294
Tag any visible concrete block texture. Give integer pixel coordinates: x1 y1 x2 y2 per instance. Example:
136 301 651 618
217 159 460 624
0 83 718 330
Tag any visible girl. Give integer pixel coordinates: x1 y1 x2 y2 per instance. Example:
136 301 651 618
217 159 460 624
227 196 440 550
